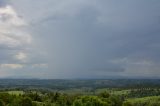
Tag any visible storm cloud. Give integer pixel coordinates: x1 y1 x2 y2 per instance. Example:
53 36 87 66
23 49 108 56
0 0 160 78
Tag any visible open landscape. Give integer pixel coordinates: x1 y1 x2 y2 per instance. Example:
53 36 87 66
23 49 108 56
0 79 160 106
0 0 160 105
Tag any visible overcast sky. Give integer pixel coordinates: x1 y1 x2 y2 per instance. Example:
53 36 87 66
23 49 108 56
0 0 160 79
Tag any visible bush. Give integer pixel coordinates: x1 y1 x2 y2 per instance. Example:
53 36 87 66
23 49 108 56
20 97 33 106
0 99 4 106
73 96 109 106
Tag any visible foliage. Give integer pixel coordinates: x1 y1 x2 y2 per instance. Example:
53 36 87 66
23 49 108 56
73 96 109 106
0 99 4 106
0 79 160 106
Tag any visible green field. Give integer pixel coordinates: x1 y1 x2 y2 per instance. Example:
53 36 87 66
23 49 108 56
96 88 130 95
7 91 24 95
123 96 160 106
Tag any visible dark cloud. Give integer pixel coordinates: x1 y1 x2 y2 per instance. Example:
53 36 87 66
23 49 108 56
30 0 160 78
91 68 125 72
1 0 160 78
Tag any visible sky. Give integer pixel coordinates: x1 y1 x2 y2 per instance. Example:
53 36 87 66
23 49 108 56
0 0 160 79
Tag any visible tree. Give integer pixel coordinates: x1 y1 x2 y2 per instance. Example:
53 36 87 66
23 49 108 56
99 91 110 98
73 96 109 106
0 99 4 106
123 101 133 106
20 97 32 106
109 95 123 106
8 98 21 106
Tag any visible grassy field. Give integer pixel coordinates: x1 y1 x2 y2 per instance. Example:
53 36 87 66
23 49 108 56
96 88 130 95
127 96 160 102
7 91 24 95
123 96 160 105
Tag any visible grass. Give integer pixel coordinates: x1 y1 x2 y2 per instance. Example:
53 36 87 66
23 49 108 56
126 96 160 102
7 91 24 95
33 101 56 106
123 96 160 105
96 88 130 95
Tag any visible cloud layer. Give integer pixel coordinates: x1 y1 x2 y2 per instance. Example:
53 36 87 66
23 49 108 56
0 1 48 78
0 0 160 78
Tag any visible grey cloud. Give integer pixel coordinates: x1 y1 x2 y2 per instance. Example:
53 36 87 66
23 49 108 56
0 0 6 7
91 68 125 73
1 0 160 78
32 0 160 78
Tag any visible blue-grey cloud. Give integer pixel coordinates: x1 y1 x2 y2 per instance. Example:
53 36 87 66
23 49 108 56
0 0 6 6
0 0 160 78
